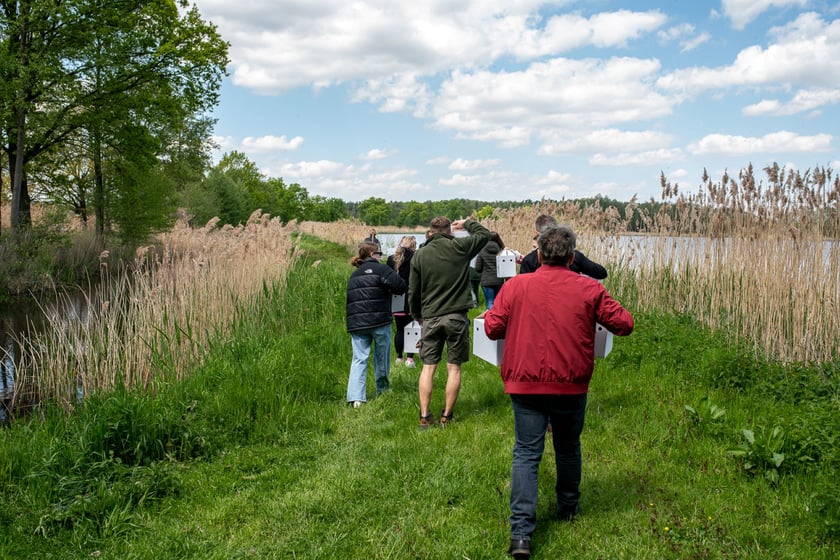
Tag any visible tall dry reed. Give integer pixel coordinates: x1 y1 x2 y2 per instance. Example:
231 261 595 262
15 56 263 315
14 211 299 410
481 166 840 364
302 165 839 363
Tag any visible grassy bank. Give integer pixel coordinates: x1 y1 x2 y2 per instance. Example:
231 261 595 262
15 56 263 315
1 234 837 559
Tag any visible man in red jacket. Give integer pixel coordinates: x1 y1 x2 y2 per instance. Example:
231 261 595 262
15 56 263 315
482 225 634 560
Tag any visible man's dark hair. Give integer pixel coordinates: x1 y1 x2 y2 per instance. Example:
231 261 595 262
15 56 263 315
538 226 576 266
429 216 452 233
534 214 558 233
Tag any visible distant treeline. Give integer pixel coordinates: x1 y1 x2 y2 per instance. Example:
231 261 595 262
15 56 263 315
342 195 659 230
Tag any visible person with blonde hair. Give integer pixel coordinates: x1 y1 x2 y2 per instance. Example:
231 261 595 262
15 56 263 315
387 236 418 367
345 242 406 407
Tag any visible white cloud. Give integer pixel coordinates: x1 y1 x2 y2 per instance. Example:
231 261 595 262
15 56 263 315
721 0 808 30
277 160 345 177
211 135 236 151
688 131 833 155
193 1 666 94
657 14 840 94
589 148 683 166
360 148 398 161
743 88 840 115
433 57 671 150
241 135 304 152
539 128 675 155
448 158 501 171
657 23 710 52
425 156 450 166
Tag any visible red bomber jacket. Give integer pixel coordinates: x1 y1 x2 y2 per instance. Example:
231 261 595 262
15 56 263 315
483 264 634 395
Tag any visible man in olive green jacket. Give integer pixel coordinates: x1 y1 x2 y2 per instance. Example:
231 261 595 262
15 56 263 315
408 216 490 429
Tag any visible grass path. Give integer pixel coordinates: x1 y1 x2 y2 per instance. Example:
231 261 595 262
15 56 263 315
1 234 837 559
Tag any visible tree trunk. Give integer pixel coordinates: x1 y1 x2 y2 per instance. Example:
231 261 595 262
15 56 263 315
92 128 105 243
10 107 31 230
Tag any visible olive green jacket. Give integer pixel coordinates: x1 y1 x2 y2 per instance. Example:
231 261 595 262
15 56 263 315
408 220 490 320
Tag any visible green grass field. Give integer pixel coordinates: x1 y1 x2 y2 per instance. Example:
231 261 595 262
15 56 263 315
1 234 837 559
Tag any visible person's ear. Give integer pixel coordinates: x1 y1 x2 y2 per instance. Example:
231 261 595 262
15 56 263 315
537 249 543 264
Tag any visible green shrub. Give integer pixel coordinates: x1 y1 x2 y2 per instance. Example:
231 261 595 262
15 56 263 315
683 395 726 435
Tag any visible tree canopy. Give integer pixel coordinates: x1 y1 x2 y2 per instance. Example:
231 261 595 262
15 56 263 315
0 0 229 241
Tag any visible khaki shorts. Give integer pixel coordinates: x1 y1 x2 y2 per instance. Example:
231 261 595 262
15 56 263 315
419 312 471 365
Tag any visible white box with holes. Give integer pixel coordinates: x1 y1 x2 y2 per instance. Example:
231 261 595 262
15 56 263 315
391 293 405 313
472 318 504 366
496 250 517 278
595 323 613 358
404 321 422 353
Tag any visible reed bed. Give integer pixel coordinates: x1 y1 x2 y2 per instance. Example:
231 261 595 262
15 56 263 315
301 165 839 364
297 219 388 250
14 211 299 410
481 166 840 364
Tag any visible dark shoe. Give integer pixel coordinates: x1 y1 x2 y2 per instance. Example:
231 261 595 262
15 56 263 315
557 505 579 522
440 409 454 427
419 412 435 430
508 538 530 559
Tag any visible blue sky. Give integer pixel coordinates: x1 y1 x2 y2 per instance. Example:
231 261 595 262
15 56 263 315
191 0 840 203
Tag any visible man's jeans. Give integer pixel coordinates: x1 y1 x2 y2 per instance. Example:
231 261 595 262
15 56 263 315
509 393 587 540
347 324 392 403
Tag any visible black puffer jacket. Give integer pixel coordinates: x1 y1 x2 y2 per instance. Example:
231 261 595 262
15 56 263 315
346 258 406 332
474 240 504 288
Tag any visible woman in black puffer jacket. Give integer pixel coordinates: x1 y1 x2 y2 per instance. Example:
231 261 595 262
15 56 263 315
345 242 406 407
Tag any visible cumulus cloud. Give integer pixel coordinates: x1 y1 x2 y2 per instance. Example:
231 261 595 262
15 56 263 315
277 160 345 177
194 1 837 202
657 23 711 52
658 13 840 95
241 135 304 152
360 148 398 160
688 131 833 155
448 158 501 171
589 148 684 166
539 129 675 155
211 135 236 151
721 0 808 30
433 57 671 150
743 88 840 116
192 1 666 94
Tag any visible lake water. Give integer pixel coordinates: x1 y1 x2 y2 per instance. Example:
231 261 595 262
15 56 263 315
0 290 89 421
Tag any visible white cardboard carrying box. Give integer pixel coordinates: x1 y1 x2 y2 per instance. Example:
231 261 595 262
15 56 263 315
404 321 422 352
473 318 504 366
595 323 613 358
496 250 517 278
391 292 405 314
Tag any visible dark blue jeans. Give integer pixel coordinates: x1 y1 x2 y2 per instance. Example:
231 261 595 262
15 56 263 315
509 393 587 540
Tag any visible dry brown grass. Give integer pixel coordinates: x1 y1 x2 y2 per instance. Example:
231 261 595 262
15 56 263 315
15 210 299 409
300 166 839 364
297 219 374 249
478 166 840 364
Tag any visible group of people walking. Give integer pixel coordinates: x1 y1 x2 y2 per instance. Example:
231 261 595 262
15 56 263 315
343 215 634 560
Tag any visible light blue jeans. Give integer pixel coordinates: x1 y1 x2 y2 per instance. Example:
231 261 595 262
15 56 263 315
347 324 392 403
482 285 501 310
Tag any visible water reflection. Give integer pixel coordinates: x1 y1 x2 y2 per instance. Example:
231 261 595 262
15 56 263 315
1 338 14 422
0 289 91 422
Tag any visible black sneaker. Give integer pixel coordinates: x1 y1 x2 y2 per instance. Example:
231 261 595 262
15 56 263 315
508 538 530 559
